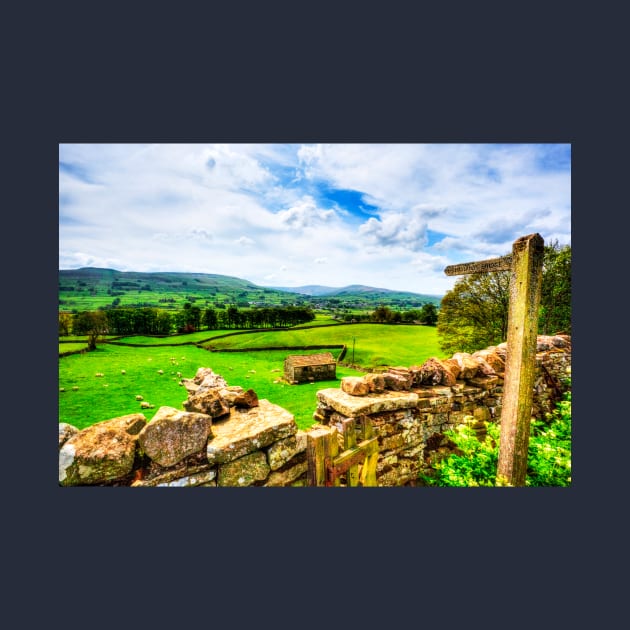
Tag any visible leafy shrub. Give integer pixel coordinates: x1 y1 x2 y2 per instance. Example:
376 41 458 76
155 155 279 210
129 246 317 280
421 385 571 487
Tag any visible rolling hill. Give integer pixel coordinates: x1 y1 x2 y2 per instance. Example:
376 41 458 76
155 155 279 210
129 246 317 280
58 268 442 311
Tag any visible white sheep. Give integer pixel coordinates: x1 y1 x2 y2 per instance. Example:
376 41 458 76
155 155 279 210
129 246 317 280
136 395 143 401
121 369 126 375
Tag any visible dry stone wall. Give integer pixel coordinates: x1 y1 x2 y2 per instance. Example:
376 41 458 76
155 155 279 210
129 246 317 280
58 335 571 487
312 334 571 486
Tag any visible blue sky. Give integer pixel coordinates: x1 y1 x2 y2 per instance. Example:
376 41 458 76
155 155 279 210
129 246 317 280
59 143 571 295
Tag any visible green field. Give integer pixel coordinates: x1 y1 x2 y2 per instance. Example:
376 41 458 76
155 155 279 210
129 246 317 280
59 323 443 431
59 344 364 430
202 323 444 369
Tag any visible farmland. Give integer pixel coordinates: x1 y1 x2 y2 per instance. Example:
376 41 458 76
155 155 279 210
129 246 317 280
58 323 443 430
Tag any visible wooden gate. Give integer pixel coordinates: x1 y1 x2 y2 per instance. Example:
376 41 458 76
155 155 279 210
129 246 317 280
306 416 379 486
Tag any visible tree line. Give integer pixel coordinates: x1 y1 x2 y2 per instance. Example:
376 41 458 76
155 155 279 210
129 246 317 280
61 304 316 340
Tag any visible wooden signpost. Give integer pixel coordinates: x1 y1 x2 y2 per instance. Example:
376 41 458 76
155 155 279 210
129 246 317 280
445 233 544 486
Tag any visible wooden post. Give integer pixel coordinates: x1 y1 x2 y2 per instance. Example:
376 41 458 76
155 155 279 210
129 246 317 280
444 233 544 487
342 418 359 487
306 427 335 486
496 234 544 486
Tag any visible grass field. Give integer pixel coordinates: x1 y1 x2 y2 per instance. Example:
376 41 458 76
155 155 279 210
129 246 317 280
202 323 444 369
58 344 364 430
59 323 443 431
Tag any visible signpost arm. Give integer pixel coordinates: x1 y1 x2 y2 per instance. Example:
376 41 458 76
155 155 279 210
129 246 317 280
496 233 544 486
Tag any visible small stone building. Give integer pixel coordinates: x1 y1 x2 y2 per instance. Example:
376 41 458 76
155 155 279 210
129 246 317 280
284 353 336 384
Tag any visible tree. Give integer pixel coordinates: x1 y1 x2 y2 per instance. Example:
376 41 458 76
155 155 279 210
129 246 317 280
437 270 510 354
539 240 571 335
419 303 438 325
73 310 108 350
437 242 571 355
58 312 72 336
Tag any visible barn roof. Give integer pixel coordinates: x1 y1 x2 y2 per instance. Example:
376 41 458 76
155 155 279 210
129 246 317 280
285 352 336 367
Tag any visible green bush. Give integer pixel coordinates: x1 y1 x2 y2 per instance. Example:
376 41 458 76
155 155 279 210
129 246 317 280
421 385 571 487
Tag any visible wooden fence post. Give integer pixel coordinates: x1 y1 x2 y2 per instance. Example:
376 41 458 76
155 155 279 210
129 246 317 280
496 233 544 486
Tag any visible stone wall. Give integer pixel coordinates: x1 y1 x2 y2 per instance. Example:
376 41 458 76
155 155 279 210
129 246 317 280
58 335 570 487
312 334 571 486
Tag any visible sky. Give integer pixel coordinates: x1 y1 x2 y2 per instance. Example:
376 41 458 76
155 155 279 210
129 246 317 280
59 143 571 296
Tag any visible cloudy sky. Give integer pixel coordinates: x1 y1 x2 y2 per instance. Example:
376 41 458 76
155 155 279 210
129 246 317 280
59 143 571 295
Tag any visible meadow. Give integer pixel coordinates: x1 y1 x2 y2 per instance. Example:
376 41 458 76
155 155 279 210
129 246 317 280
202 323 444 369
58 323 443 431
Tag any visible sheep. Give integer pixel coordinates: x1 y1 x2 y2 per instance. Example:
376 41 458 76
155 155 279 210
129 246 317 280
121 369 126 375
136 395 143 401
157 369 164 375
140 401 152 409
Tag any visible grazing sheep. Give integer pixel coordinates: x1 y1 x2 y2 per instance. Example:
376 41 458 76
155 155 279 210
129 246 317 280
157 369 164 375
95 372 105 377
140 401 152 409
59 387 66 392
121 369 126 375
72 386 79 391
136 395 143 401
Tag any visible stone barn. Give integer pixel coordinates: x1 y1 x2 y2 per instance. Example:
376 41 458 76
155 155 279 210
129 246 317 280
284 353 336 384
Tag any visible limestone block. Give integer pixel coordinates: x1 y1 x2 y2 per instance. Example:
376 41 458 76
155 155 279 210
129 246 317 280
316 388 418 418
138 407 213 467
341 376 369 396
206 400 297 465
59 413 146 486
218 451 270 487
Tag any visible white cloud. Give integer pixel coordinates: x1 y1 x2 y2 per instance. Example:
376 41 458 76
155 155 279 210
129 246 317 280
59 143 570 294
235 236 255 246
275 195 337 230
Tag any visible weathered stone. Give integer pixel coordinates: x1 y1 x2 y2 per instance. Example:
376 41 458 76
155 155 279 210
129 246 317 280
552 334 571 349
264 461 308 486
59 422 79 448
341 376 370 396
418 357 457 386
473 356 497 376
181 379 199 394
156 470 217 487
467 375 500 390
198 370 229 390
59 413 146 486
138 407 212 467
207 400 297 465
382 372 411 391
217 451 270 486
218 386 245 405
183 388 230 418
266 432 307 470
234 388 259 409
452 353 480 379
442 359 461 380
472 349 505 374
364 372 385 393
388 367 413 389
316 388 418 418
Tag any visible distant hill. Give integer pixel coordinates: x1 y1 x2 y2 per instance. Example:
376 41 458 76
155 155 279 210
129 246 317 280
271 283 442 302
58 268 442 311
